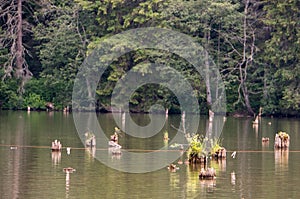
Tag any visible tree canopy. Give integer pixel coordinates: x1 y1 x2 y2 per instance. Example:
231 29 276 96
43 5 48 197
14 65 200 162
0 0 299 116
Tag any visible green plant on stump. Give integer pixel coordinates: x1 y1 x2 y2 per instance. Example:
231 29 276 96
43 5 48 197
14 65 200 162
278 131 289 140
210 138 226 159
187 135 226 163
187 135 205 163
210 138 223 154
275 131 290 149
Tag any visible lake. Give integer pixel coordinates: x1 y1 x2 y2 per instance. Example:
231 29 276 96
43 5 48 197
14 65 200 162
1 111 300 199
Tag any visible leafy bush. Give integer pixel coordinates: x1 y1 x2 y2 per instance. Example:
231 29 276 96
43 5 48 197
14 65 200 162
23 93 46 110
187 135 205 159
278 131 289 139
0 78 22 109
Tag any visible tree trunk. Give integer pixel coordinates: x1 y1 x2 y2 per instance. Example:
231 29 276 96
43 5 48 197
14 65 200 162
204 26 212 109
16 0 24 79
242 84 254 115
238 0 255 115
85 77 94 110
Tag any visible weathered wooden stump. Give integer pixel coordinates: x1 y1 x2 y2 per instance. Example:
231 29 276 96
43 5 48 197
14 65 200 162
167 164 179 172
85 136 96 147
51 140 62 151
46 102 54 111
199 167 216 179
63 106 70 113
85 132 96 147
274 131 290 149
252 116 259 125
110 132 118 143
63 167 76 173
213 147 227 159
189 155 207 164
108 141 122 148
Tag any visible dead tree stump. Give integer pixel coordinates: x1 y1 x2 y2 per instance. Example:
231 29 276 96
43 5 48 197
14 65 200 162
213 147 227 159
51 140 62 151
274 132 290 149
189 155 207 164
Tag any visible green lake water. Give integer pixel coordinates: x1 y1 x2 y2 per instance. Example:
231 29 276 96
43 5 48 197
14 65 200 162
1 111 300 198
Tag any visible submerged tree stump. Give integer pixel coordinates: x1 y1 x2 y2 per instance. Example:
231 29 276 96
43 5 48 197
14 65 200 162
167 164 179 172
199 168 216 179
46 102 54 111
262 137 270 142
213 147 227 159
189 155 207 164
51 140 62 151
274 131 290 149
85 132 96 147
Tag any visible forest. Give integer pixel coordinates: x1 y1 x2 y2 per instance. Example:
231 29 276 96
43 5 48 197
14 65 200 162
0 0 299 116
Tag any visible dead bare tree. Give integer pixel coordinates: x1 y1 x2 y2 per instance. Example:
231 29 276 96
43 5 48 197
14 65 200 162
0 0 32 92
237 0 255 115
223 0 259 116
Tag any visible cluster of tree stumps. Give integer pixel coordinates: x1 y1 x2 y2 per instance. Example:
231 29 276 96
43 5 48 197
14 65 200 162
108 127 122 156
273 131 290 170
187 135 226 162
186 135 226 179
188 150 226 165
274 131 290 149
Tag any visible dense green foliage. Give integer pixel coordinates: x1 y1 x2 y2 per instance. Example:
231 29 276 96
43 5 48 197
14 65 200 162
0 0 299 116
